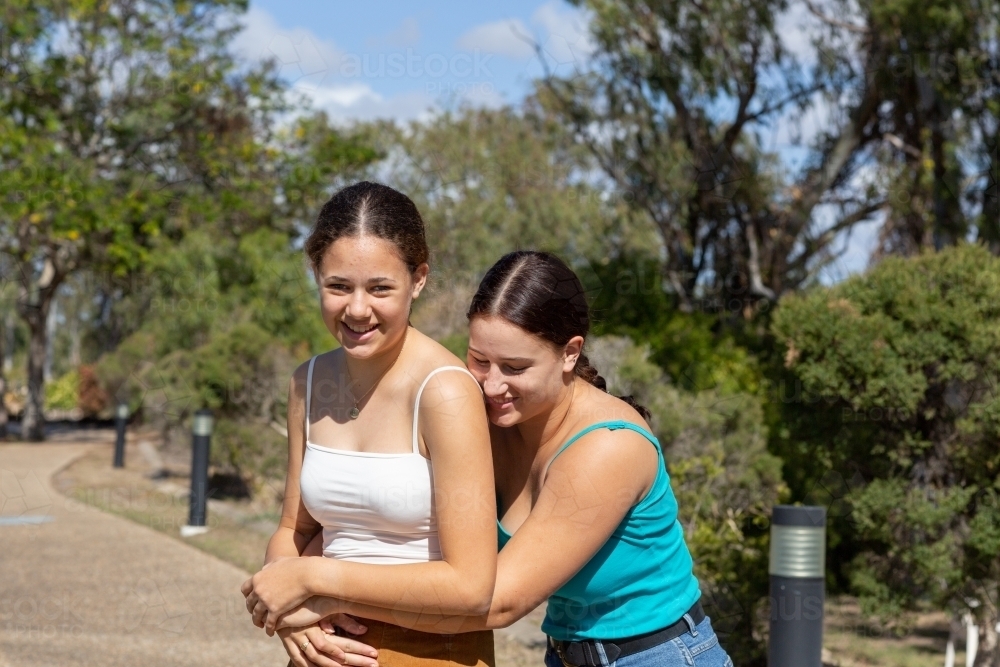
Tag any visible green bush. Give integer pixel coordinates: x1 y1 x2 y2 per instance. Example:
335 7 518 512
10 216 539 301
772 243 1000 643
95 228 334 489
44 369 80 410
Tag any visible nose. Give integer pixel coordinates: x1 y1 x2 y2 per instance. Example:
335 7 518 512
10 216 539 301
345 288 371 320
482 364 507 397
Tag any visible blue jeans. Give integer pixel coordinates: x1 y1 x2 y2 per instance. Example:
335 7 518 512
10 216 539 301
543 615 733 667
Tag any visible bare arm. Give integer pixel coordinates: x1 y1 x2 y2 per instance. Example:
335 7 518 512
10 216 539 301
264 363 322 563
299 371 497 615
284 428 659 633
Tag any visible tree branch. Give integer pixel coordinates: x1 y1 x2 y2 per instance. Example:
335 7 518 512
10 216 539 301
803 0 867 34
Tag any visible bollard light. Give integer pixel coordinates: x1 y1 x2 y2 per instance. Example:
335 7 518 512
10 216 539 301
768 505 826 667
113 403 129 468
192 410 214 437
182 409 213 537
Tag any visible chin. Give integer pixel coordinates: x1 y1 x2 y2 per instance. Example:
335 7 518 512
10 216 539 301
489 411 522 428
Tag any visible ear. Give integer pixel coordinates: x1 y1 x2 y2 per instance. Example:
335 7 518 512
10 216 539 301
562 335 584 373
411 263 429 299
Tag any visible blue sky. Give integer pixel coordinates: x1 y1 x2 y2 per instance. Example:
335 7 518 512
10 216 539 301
234 1 592 122
234 1 879 280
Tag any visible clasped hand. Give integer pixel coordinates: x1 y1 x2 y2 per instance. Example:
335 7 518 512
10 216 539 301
241 558 380 667
241 556 315 634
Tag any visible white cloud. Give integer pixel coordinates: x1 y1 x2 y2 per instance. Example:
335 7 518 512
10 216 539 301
531 1 594 64
456 19 534 60
231 8 438 123
311 86 438 124
309 82 381 108
371 17 421 49
231 6 342 94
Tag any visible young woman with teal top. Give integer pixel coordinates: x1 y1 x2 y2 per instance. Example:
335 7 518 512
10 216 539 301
271 250 733 667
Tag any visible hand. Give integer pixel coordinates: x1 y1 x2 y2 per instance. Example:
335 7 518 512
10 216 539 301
263 556 296 570
278 597 344 631
279 622 378 667
241 557 316 633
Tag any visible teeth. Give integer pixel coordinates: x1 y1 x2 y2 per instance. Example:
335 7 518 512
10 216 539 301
345 323 376 334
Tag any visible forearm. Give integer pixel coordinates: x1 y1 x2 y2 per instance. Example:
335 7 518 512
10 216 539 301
305 559 493 616
265 524 320 563
302 595 493 633
303 583 536 634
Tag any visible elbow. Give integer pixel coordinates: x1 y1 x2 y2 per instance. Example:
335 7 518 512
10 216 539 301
485 604 522 630
481 590 536 629
462 582 494 616
452 571 494 616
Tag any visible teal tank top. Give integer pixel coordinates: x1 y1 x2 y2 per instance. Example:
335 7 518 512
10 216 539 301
497 420 701 641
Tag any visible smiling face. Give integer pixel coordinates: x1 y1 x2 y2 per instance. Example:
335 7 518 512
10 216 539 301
314 234 427 358
467 315 582 427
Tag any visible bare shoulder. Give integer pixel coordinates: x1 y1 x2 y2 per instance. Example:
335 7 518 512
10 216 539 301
555 424 657 467
574 380 652 430
289 349 342 397
406 327 467 369
545 384 659 492
404 330 478 395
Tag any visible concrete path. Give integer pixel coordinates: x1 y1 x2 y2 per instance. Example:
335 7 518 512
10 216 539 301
0 441 288 667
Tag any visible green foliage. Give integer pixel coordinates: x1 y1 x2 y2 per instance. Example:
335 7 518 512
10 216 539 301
0 0 294 438
375 105 654 285
539 0 1000 313
95 224 346 484
44 369 80 411
589 253 763 396
773 243 1000 636
588 335 784 665
438 334 469 360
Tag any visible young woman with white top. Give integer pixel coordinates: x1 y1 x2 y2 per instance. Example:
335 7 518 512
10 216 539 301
264 251 733 667
241 181 497 667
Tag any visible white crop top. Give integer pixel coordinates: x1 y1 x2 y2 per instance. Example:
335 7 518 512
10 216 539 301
299 356 479 564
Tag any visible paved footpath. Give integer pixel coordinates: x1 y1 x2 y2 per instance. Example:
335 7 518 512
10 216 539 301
0 441 289 667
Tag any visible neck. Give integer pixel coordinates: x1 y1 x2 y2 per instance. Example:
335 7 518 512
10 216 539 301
343 326 408 391
516 375 578 458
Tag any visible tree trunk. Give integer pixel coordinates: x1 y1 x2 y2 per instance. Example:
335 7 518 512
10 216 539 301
974 579 1000 667
16 257 64 442
0 314 7 439
22 303 50 441
973 623 998 667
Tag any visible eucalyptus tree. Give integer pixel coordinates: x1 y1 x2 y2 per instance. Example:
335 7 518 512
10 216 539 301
538 0 999 312
0 0 285 439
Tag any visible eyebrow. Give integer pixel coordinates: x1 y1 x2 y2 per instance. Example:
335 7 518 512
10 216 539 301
467 346 532 363
325 275 396 284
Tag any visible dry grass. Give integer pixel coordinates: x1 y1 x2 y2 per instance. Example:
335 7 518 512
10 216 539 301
824 598 962 667
53 430 278 574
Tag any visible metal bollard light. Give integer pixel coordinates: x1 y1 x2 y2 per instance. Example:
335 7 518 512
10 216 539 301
113 403 128 468
769 505 826 667
182 409 213 537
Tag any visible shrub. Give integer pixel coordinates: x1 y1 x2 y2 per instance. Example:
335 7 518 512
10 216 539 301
772 243 1000 655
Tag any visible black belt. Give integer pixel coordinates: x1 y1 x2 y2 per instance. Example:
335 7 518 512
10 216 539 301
547 601 705 667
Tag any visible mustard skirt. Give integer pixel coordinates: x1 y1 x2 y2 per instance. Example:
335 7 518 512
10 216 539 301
349 617 494 667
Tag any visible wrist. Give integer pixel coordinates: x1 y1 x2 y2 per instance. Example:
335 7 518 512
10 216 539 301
302 556 326 596
315 595 339 616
